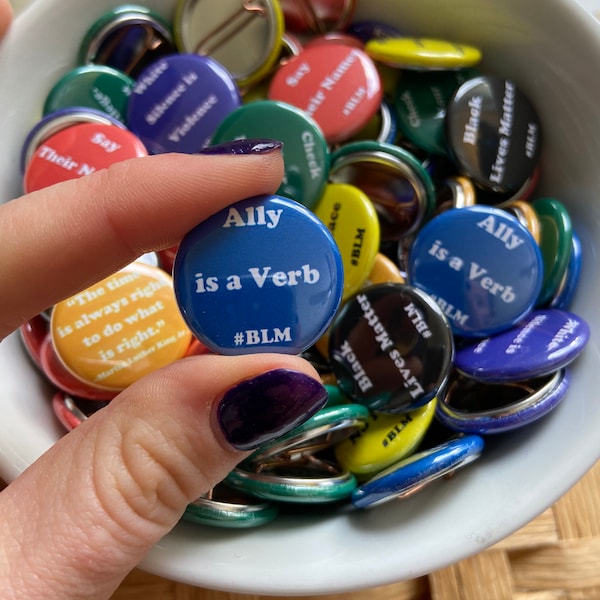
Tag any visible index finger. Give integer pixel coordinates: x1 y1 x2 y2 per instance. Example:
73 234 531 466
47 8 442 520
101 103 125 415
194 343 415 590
0 149 284 337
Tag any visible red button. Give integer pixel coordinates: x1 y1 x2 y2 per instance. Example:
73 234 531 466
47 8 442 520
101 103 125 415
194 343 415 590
268 44 382 144
23 122 148 193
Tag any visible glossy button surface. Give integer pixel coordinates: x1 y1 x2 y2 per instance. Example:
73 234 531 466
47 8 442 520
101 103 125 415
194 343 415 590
533 197 573 306
454 309 589 382
23 122 147 193
313 183 380 299
446 76 541 195
366 38 482 70
394 68 476 155
51 263 192 391
174 0 284 88
211 100 329 210
334 398 437 477
408 206 544 337
328 283 454 413
268 43 383 144
173 194 343 355
127 53 241 154
351 434 484 509
43 65 134 124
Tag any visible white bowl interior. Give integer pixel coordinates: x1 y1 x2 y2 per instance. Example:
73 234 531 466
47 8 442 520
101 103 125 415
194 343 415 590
1 0 600 595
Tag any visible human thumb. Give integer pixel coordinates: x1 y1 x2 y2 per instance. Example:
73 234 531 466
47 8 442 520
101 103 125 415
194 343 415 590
0 352 327 599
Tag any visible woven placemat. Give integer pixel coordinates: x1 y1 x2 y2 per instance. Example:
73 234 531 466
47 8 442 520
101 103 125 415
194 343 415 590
3 458 598 598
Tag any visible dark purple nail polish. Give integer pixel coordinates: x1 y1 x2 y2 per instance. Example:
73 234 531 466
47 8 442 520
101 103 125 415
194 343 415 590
216 369 328 451
198 139 283 155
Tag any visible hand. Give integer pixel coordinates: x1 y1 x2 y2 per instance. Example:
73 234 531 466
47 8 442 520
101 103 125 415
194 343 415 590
0 139 328 599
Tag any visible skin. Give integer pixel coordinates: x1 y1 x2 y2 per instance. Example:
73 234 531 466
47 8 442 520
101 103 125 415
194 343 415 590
0 3 320 597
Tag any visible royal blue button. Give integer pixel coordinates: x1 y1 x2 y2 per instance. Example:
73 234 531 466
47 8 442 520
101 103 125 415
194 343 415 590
127 53 241 154
351 434 484 509
454 309 589 382
550 231 583 310
408 206 544 337
173 194 343 355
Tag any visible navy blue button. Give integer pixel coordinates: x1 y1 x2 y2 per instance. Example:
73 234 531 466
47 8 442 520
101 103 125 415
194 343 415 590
127 53 241 154
351 434 484 509
454 309 589 382
407 206 544 337
550 231 583 310
173 194 343 355
437 368 570 434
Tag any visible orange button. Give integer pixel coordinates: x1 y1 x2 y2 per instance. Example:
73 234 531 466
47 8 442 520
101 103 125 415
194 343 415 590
51 263 191 391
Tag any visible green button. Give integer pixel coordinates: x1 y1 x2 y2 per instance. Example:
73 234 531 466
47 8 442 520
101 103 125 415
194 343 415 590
394 68 477 155
533 197 573 306
43 65 135 124
211 100 329 210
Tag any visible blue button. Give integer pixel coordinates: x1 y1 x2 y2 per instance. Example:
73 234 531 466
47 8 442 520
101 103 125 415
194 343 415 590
454 309 589 382
550 230 583 310
173 194 343 355
351 434 484 509
407 206 543 337
127 53 241 154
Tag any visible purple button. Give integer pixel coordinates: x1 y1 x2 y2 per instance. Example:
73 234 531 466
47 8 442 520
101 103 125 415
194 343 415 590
454 309 590 382
127 53 241 154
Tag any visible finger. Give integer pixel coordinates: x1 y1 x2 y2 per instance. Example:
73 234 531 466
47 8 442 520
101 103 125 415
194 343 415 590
0 0 11 39
0 352 327 599
0 148 284 337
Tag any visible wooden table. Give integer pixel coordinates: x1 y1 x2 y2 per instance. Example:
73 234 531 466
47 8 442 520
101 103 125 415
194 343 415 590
4 458 599 599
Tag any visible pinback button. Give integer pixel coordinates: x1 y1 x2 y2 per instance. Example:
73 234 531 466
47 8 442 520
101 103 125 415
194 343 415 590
279 0 356 34
346 21 404 43
503 199 542 244
365 38 482 70
313 183 380 299
173 0 284 89
351 434 484 509
532 197 574 307
52 392 110 432
50 263 192 391
437 368 570 434
20 107 127 175
23 122 148 193
434 176 476 215
394 68 477 156
329 141 436 243
446 76 542 195
550 230 582 310
334 398 437 478
328 283 454 414
40 335 117 401
347 97 398 144
454 309 589 382
365 252 406 285
408 205 544 337
79 5 176 79
43 65 135 124
211 100 329 210
268 43 383 144
173 193 344 356
127 53 241 154
19 315 49 370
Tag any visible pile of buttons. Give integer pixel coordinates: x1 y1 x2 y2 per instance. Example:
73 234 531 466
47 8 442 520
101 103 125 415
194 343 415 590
19 1 590 527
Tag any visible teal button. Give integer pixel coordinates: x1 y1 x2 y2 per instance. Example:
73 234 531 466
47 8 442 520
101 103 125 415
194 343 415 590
43 65 134 124
211 100 330 210
533 197 573 306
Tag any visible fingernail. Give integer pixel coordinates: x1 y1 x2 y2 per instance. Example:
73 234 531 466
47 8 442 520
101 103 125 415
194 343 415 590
216 369 328 451
198 139 283 155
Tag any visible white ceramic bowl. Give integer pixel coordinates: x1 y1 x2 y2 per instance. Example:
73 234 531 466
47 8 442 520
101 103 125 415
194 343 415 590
1 0 600 594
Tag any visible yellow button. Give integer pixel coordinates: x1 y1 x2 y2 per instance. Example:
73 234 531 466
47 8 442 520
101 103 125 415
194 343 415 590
51 263 192 391
314 183 380 301
334 399 437 478
366 38 482 70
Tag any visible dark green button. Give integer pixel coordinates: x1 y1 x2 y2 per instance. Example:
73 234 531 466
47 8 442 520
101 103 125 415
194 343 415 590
394 68 476 155
43 65 135 124
211 100 329 210
533 197 573 306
